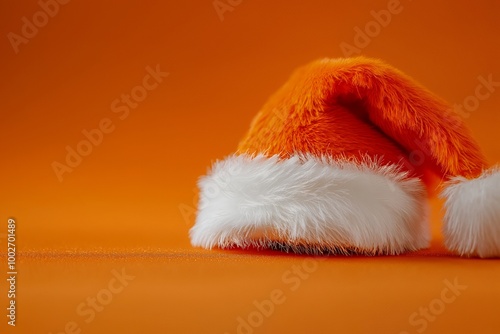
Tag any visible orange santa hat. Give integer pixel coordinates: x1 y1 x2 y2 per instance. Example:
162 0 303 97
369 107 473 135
190 57 500 258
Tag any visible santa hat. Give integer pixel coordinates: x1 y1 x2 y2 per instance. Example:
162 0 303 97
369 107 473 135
190 57 500 258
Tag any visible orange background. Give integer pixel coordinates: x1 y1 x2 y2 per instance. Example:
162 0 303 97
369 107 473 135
1 1 500 333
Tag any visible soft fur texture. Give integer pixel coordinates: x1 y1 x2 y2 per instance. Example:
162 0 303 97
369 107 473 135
442 169 500 258
190 57 498 257
190 154 430 255
237 57 488 180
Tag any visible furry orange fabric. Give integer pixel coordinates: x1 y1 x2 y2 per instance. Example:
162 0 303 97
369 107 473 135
191 57 500 257
237 57 488 182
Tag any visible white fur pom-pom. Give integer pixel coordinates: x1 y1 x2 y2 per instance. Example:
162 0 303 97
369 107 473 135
442 168 500 258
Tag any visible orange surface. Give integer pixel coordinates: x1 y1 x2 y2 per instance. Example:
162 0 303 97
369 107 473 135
1 1 500 333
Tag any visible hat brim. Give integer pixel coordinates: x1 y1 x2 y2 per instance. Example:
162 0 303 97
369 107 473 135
190 154 430 255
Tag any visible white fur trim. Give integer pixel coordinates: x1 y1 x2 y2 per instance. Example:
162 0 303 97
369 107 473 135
190 154 429 255
441 168 500 258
